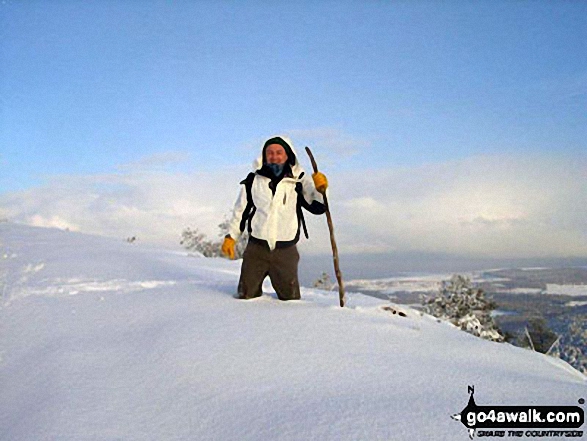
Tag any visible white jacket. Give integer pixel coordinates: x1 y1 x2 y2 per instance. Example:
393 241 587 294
228 137 325 251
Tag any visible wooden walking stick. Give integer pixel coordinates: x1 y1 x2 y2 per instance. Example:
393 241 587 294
305 147 346 307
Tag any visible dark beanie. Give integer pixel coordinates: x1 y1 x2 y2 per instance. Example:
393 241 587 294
262 137 296 166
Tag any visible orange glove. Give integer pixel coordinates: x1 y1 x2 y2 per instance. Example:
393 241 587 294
312 172 328 193
221 236 236 259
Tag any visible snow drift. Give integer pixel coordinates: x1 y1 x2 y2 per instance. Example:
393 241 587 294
0 223 584 440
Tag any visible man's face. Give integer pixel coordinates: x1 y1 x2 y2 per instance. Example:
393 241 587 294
265 144 288 165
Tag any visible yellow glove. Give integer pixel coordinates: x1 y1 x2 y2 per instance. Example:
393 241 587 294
312 172 328 193
221 236 236 259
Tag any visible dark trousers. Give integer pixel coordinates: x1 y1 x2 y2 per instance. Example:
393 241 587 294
237 240 301 301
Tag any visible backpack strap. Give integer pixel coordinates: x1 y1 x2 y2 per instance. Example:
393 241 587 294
239 172 256 233
295 181 309 239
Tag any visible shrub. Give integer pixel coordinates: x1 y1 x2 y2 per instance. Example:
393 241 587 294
515 316 558 354
313 272 334 290
549 314 587 375
180 227 222 258
422 274 504 342
180 217 249 259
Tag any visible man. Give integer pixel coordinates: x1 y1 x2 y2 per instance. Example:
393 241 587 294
221 136 328 301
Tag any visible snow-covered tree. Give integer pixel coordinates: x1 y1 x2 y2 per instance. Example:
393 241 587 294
515 316 558 354
180 228 222 258
180 217 249 259
313 272 334 290
422 274 504 342
549 314 587 375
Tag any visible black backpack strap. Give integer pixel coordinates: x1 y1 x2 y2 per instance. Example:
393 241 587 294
295 181 309 239
239 172 256 233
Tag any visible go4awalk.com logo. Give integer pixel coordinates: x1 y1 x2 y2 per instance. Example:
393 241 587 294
452 386 584 439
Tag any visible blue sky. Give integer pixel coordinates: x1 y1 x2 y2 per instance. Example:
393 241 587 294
1 1 586 261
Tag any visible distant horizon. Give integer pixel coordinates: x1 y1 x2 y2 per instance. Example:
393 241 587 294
299 251 587 285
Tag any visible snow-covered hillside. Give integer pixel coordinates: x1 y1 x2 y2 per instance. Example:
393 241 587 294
0 223 585 441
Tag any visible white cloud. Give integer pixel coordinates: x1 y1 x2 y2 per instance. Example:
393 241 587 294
1 152 586 258
329 153 587 258
0 166 244 245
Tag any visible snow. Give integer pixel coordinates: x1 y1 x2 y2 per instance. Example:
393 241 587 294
1 223 585 441
493 287 544 294
546 284 587 297
347 274 587 298
346 274 447 295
